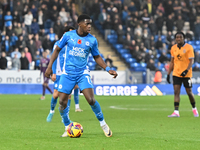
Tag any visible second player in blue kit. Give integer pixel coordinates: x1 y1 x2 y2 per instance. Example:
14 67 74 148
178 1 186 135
46 26 83 123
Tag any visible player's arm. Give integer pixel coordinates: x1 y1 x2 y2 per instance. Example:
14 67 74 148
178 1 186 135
51 59 57 81
94 55 118 78
92 39 117 78
51 44 58 81
45 46 61 78
181 46 194 77
186 58 194 71
167 57 174 75
166 57 174 83
186 46 194 71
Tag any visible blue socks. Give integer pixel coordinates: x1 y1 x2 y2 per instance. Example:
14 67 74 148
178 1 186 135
59 103 71 126
90 100 104 121
50 97 57 111
67 99 71 111
74 88 79 104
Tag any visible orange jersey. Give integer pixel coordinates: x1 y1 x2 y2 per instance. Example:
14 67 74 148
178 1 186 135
171 43 194 78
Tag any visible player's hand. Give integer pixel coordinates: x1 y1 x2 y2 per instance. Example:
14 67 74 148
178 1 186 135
166 74 171 83
45 67 53 78
108 70 118 78
51 74 56 81
180 70 188 77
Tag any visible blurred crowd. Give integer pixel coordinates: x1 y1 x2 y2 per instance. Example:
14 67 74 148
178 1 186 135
0 0 78 70
0 0 200 72
81 0 200 71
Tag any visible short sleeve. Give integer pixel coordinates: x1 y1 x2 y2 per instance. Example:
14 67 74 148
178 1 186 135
188 45 194 59
91 39 100 56
57 32 70 49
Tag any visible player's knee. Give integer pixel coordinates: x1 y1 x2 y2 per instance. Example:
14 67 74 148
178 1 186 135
174 90 180 95
59 99 66 106
88 98 95 105
187 91 193 97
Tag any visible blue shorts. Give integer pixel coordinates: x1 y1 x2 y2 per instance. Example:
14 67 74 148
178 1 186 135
54 75 61 90
58 73 93 94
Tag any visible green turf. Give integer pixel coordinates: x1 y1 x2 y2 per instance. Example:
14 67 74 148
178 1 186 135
0 95 200 150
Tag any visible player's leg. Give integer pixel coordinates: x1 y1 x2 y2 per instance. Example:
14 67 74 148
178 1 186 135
45 77 53 94
47 75 60 121
46 85 53 94
46 89 59 122
58 74 76 137
40 82 46 100
168 76 181 117
59 92 71 137
74 85 83 112
61 94 72 123
40 77 52 100
78 74 112 137
184 78 199 117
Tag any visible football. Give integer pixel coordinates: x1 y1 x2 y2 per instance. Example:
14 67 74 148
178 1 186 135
67 122 83 138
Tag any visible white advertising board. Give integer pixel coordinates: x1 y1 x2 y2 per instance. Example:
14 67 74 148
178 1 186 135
0 70 126 84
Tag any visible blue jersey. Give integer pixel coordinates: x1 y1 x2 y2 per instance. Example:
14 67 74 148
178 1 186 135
57 30 99 75
52 41 65 76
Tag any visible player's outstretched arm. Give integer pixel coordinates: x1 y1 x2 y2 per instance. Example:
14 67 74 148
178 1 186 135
45 46 61 78
93 55 118 78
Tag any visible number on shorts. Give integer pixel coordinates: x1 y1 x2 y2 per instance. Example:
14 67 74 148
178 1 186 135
85 76 92 85
188 79 192 87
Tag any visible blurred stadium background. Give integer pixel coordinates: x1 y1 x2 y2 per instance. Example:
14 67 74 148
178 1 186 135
0 0 200 95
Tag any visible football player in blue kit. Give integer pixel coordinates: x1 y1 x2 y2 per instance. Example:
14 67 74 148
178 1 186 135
46 26 83 122
45 14 118 137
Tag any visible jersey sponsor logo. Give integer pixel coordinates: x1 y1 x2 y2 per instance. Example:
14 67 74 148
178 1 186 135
177 54 182 60
78 39 82 44
140 85 163 96
183 49 186 53
71 38 75 42
69 47 86 57
86 41 89 46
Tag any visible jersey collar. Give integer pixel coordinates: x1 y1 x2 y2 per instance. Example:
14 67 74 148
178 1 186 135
76 30 88 37
177 42 186 49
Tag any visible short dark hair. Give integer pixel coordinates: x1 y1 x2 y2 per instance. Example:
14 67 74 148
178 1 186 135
77 14 91 23
63 26 75 33
174 31 185 39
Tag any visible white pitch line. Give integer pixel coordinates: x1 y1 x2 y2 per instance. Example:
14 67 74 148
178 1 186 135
109 106 192 112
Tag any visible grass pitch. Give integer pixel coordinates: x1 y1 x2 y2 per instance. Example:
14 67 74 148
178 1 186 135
0 95 200 150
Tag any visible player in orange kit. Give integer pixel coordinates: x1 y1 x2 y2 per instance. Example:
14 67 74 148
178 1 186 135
166 31 199 117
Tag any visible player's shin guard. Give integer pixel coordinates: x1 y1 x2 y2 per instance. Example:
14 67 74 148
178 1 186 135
59 106 71 126
90 100 104 121
74 88 79 104
51 97 57 111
